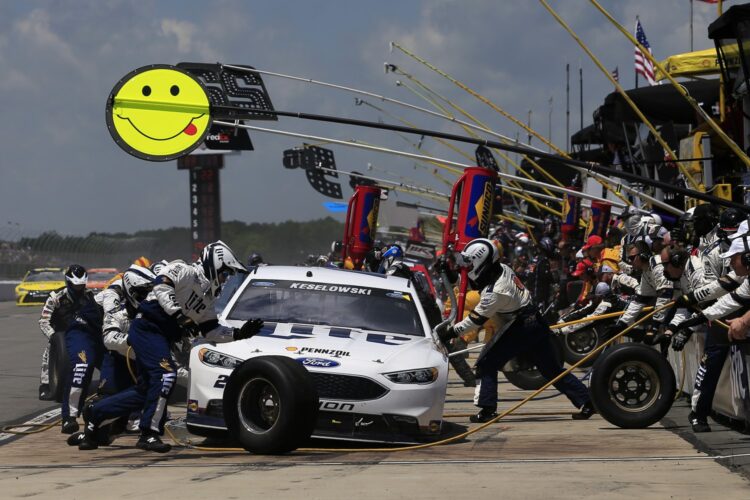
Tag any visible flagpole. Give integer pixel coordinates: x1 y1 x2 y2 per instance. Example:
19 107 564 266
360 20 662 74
634 17 639 89
548 96 553 153
690 0 694 52
566 63 570 153
579 65 583 130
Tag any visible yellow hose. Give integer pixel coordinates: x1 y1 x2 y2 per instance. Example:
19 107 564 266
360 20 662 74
164 303 674 454
551 306 654 330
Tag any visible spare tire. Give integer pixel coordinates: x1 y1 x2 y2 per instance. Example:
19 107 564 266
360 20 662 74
589 344 675 429
502 336 565 391
48 331 69 403
223 356 319 454
562 325 602 368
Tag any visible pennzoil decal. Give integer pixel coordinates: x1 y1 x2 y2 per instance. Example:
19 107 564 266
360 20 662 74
299 347 350 357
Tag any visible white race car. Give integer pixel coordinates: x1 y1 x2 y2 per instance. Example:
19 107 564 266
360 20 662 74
186 265 450 453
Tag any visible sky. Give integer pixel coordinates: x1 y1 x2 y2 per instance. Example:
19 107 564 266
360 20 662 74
0 0 729 237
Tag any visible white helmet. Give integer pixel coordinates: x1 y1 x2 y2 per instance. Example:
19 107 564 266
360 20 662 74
594 282 611 297
649 213 662 226
515 232 530 245
622 208 643 236
150 259 168 275
460 238 500 288
122 264 156 309
200 240 247 297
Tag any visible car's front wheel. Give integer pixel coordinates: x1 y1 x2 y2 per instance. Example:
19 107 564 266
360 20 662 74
223 356 319 454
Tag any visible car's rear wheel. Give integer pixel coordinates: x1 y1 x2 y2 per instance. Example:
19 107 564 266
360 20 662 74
48 331 69 403
223 356 318 454
502 336 565 391
562 325 602 367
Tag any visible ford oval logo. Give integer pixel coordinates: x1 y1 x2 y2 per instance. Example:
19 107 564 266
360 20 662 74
297 357 340 368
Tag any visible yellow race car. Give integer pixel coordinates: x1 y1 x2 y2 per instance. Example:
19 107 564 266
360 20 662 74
15 268 65 306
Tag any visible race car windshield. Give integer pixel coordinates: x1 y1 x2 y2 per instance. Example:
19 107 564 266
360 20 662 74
227 279 425 336
25 271 64 282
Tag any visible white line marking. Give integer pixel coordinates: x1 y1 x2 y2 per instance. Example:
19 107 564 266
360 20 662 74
0 407 60 443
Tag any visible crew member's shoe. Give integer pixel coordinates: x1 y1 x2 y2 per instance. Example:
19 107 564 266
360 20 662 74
38 384 53 401
572 402 596 420
67 432 85 446
469 407 498 423
78 421 100 451
688 411 711 433
61 417 79 434
136 433 172 453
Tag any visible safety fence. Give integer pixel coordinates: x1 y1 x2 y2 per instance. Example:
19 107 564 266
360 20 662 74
0 232 165 280
667 336 750 428
0 218 345 282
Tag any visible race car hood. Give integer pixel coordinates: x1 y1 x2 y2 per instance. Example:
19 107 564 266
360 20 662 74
214 321 443 369
15 282 64 293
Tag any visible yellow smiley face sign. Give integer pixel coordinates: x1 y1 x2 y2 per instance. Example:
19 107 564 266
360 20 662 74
106 65 211 161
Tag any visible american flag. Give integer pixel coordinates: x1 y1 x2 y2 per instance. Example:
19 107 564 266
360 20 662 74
634 18 656 86
611 66 619 82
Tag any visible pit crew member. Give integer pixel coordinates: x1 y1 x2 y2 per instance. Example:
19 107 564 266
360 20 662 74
671 234 750 432
437 238 593 423
37 265 89 401
79 241 262 452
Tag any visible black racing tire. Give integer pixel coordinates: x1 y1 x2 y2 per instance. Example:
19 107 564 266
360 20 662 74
48 331 69 403
589 344 676 429
562 325 602 368
502 336 565 391
503 367 547 391
223 356 319 454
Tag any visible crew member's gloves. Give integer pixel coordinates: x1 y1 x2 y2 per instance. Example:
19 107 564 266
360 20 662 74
671 328 693 351
674 293 696 309
603 321 625 340
234 318 264 341
651 325 674 346
435 323 457 344
643 322 663 345
176 312 199 337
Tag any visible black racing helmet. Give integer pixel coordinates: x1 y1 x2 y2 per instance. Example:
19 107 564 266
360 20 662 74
693 204 720 238
538 236 555 257
65 264 88 298
719 208 743 233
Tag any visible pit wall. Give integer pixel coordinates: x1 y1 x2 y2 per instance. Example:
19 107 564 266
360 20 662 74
667 333 750 425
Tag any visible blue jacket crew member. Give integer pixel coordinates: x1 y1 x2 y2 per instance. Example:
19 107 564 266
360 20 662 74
79 241 260 453
38 265 90 401
438 238 593 423
60 265 105 434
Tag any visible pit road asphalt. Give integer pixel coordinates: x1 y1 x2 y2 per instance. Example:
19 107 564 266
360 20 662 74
0 301 748 499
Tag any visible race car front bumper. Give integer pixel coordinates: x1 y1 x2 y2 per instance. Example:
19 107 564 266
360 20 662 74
187 367 446 443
